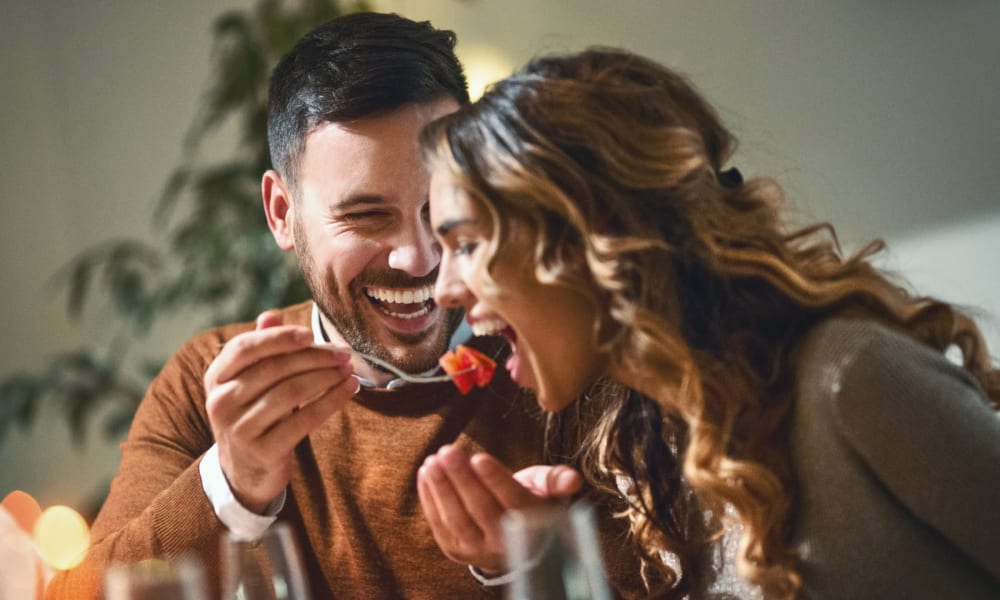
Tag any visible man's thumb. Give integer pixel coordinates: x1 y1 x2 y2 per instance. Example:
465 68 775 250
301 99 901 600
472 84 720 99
256 310 283 330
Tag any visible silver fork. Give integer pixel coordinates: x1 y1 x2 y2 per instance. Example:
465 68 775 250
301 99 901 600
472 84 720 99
216 341 473 384
313 343 473 384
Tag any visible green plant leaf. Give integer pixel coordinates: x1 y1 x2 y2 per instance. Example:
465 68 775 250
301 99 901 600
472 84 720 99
1 0 360 445
0 376 40 444
103 406 135 440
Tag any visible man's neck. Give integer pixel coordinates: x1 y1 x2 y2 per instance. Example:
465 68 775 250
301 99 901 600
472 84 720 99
311 303 398 388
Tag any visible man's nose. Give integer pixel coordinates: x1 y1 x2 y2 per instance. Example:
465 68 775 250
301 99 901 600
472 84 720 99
387 221 440 277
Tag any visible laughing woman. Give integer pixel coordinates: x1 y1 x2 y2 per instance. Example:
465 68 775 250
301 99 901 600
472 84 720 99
416 48 1000 598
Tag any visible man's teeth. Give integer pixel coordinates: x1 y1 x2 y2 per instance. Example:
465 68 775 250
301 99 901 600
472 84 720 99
385 304 432 320
471 318 507 337
366 285 434 305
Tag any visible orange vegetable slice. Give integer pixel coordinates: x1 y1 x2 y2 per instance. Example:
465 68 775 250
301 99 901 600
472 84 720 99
439 349 476 394
439 345 497 394
456 345 496 388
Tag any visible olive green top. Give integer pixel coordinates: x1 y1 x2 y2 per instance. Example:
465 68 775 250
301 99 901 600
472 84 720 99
699 318 1000 599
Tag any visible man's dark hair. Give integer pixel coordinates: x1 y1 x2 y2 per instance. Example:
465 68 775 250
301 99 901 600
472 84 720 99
267 11 469 184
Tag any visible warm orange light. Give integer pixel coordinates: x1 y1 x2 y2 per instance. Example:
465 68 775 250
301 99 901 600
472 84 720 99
459 46 515 101
32 505 91 570
2 490 42 534
0 505 45 599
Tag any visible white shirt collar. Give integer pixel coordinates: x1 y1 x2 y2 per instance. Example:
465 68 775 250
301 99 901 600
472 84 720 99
310 302 467 390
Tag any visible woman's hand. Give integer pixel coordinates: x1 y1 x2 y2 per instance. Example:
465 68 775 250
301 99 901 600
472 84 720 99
417 444 582 574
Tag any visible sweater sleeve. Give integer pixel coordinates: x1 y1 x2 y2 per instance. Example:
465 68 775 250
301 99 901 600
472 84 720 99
828 325 1000 580
45 335 227 600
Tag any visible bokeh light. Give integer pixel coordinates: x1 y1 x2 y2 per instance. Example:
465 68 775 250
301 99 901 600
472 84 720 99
459 46 515 101
33 505 91 570
0 505 44 599
2 489 42 534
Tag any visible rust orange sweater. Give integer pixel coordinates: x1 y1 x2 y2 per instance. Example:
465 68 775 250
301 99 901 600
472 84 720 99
45 302 644 599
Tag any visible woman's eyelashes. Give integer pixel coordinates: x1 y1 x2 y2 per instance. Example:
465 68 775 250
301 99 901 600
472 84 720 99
454 239 479 256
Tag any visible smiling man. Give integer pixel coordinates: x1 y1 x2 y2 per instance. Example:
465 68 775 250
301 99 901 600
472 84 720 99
43 13 649 600
46 12 654 599
267 98 462 381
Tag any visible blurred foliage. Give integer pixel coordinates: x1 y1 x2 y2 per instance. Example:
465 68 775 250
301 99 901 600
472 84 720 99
0 0 369 448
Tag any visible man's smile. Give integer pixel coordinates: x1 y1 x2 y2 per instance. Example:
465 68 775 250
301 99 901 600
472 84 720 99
365 283 435 320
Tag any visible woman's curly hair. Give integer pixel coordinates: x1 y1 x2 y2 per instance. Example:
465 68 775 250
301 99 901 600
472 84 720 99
420 47 999 598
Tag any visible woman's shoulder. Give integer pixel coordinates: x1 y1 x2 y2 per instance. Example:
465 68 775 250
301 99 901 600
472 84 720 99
788 322 1000 595
793 317 980 403
796 317 940 364
790 316 991 450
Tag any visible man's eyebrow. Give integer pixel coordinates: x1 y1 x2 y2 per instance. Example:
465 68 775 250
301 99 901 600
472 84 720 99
436 218 476 236
332 195 386 210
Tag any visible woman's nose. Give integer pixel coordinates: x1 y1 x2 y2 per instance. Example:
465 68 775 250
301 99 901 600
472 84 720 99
434 255 469 309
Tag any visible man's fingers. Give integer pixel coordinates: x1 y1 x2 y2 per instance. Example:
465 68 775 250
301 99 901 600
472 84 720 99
230 348 351 408
230 364 354 439
207 325 317 385
206 347 351 428
214 367 357 512
257 372 358 451
256 310 284 330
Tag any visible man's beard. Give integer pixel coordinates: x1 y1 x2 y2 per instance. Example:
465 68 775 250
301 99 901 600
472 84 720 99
294 228 462 374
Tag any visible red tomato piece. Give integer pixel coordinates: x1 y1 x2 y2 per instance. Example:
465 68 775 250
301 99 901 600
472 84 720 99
439 349 476 394
455 345 497 388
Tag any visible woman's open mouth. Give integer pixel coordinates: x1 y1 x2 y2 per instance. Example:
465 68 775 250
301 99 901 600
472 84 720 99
469 316 523 381
469 317 516 343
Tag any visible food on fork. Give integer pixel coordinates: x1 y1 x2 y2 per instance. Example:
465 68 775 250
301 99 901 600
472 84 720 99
438 345 497 394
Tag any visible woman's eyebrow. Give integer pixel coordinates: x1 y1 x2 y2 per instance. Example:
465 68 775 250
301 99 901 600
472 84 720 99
436 217 476 236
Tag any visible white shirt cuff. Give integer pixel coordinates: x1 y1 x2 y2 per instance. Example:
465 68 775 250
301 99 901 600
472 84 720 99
468 565 519 587
467 524 555 587
199 443 285 540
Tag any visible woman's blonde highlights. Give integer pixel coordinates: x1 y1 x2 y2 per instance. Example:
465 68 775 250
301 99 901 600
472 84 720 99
421 48 998 598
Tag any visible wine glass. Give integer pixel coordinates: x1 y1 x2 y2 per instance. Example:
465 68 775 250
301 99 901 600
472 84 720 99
220 521 311 600
500 502 613 600
103 556 207 600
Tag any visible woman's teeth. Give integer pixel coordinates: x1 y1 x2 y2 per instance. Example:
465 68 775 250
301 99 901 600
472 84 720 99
471 318 507 337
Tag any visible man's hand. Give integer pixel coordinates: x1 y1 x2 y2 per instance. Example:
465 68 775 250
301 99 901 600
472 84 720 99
204 311 359 513
417 444 582 574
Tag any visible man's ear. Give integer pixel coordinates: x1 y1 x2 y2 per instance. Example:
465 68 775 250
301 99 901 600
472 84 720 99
262 169 295 250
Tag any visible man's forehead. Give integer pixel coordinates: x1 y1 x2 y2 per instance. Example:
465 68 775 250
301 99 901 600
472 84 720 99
296 99 460 200
305 98 460 146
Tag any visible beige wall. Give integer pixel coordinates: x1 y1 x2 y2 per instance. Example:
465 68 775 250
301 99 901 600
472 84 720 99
0 0 256 511
2 0 998 513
